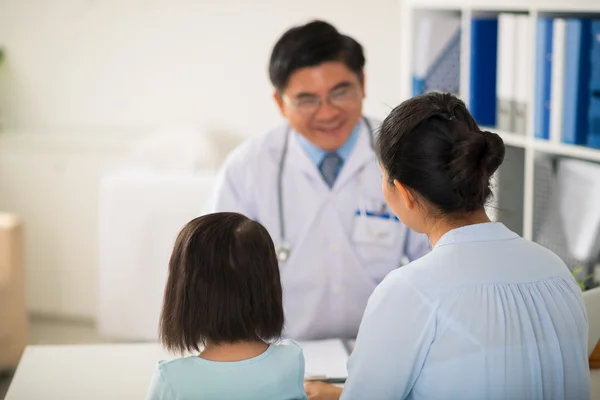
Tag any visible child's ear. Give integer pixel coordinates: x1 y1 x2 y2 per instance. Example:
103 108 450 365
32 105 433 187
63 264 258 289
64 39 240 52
393 180 416 210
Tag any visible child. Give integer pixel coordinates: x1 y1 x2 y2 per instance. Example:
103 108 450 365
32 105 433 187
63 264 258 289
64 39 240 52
146 212 307 400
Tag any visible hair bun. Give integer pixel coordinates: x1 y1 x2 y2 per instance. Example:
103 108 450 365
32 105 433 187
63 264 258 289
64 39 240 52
377 92 508 214
481 130 505 175
447 129 505 210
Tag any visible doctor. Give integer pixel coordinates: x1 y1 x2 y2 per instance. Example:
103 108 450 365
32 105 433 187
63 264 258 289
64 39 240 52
206 20 429 340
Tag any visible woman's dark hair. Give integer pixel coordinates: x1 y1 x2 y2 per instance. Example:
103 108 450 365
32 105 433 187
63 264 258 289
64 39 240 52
377 92 505 215
160 212 284 355
269 20 365 91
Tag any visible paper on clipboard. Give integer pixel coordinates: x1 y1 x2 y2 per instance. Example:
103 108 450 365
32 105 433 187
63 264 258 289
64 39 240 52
298 339 349 380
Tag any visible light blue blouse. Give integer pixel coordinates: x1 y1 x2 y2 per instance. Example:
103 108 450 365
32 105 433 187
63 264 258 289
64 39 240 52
341 222 590 400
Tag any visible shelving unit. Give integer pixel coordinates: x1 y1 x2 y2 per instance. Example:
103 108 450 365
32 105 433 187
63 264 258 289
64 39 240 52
399 0 600 243
481 127 600 164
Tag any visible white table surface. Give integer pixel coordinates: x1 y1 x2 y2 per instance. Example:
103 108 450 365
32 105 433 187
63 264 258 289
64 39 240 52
6 343 600 399
6 343 171 400
5 341 349 400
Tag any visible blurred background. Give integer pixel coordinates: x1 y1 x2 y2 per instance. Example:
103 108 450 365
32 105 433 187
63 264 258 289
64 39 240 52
2 0 600 397
0 1 404 395
0 0 402 321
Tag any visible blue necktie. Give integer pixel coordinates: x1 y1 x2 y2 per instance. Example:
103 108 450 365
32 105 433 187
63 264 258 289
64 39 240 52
319 152 342 188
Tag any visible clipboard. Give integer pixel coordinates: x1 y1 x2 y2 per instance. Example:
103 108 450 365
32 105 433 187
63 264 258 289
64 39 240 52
299 339 351 384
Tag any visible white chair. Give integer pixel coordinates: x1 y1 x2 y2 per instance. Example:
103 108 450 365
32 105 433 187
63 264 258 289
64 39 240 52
96 127 244 340
97 169 218 340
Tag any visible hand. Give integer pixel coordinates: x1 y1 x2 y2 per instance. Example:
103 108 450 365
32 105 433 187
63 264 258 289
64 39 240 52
303 381 343 400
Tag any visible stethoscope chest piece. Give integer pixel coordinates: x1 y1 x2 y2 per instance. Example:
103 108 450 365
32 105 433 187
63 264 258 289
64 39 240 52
276 242 292 263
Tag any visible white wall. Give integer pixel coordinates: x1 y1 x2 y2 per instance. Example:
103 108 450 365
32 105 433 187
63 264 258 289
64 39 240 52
0 0 404 320
0 0 403 134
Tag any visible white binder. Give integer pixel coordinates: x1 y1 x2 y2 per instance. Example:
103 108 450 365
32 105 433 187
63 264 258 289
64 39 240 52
549 18 567 144
496 13 517 131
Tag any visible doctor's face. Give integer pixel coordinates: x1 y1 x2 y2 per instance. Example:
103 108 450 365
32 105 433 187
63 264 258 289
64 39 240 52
274 61 365 152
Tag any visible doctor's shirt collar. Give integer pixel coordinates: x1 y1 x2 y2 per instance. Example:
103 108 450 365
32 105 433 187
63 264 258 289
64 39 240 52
294 122 361 166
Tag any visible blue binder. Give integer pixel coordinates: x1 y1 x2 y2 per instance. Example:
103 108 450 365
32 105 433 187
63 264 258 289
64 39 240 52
588 87 600 149
587 21 600 149
534 18 553 140
412 77 426 97
562 19 592 146
591 20 600 81
469 17 498 126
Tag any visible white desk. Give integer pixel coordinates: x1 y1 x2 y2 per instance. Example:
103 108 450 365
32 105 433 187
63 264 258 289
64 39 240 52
7 343 600 399
5 344 171 400
5 341 348 400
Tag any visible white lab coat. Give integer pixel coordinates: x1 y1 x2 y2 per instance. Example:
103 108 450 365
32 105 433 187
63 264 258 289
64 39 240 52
206 117 430 340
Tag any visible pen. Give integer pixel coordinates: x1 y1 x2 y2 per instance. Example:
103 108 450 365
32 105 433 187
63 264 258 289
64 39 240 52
305 376 347 384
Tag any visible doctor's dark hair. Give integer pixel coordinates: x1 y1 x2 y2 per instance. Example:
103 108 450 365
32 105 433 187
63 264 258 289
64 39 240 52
377 92 505 215
269 20 366 91
159 212 284 354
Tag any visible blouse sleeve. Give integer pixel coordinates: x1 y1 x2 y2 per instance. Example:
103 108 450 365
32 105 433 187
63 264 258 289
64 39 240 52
341 276 437 400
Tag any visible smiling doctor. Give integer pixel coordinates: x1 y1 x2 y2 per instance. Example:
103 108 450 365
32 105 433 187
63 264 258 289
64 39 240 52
205 20 429 340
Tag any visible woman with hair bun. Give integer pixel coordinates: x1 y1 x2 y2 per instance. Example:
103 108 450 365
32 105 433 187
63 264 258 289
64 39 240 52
305 93 590 400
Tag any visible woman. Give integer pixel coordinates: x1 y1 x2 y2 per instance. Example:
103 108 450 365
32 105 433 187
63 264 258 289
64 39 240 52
305 93 590 399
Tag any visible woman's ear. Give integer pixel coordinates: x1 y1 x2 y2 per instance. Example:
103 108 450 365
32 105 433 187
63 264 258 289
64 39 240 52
394 180 416 210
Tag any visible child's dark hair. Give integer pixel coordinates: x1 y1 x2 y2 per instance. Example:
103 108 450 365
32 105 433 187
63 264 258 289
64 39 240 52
377 92 505 215
160 212 284 355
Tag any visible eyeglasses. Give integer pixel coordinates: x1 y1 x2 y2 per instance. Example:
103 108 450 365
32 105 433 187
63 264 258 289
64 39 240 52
284 85 362 115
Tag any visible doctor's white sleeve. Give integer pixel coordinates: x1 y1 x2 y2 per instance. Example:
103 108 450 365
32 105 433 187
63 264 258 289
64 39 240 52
340 276 437 400
202 163 257 219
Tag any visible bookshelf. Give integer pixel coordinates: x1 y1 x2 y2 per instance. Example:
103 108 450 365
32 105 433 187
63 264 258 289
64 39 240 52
481 128 600 164
399 0 600 246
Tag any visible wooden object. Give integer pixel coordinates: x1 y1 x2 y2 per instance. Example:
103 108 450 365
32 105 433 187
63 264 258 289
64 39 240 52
0 213 28 370
590 339 600 369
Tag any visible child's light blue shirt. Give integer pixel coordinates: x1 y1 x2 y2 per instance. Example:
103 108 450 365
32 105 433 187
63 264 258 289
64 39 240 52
146 340 307 400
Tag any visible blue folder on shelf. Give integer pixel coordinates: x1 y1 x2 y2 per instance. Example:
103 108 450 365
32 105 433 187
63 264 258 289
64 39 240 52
587 20 600 149
534 18 553 140
562 18 592 146
469 17 498 126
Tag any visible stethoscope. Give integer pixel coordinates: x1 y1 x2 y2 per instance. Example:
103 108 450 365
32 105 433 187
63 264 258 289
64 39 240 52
275 117 376 263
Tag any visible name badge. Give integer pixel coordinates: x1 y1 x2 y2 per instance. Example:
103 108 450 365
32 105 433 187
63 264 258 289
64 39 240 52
352 211 398 246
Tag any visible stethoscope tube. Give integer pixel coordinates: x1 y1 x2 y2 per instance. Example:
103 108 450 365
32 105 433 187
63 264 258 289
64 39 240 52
277 123 291 260
276 117 374 263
